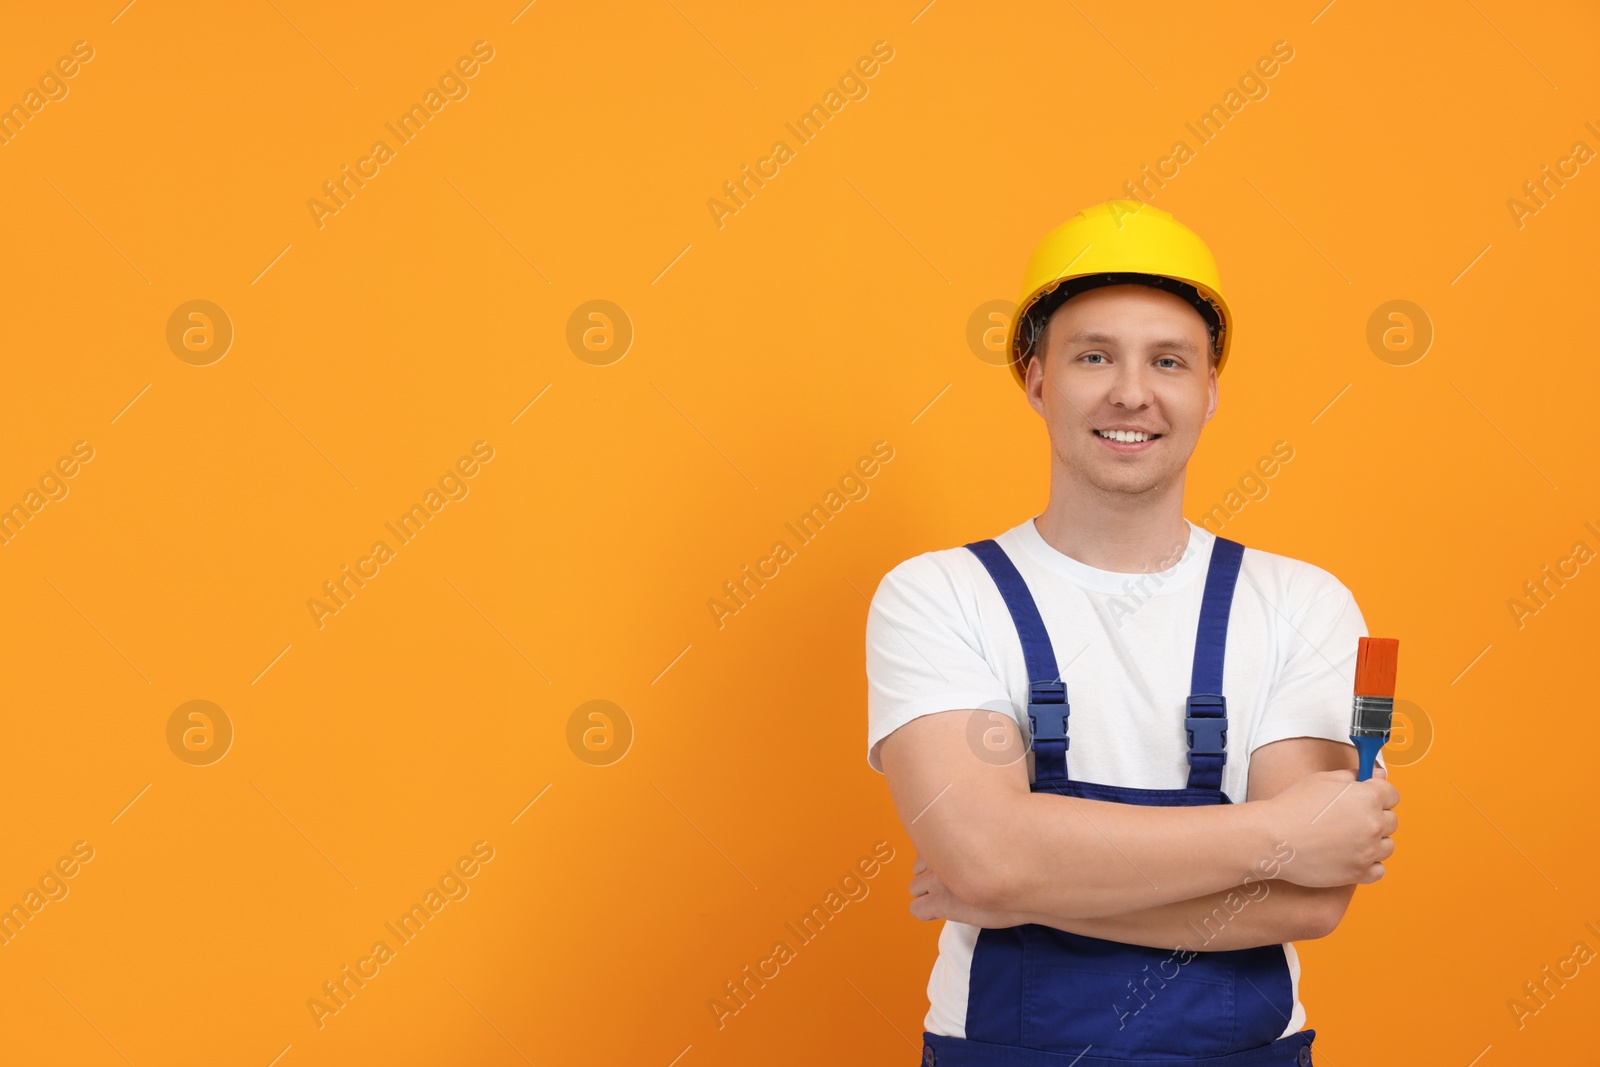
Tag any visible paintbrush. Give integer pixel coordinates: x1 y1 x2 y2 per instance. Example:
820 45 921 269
1350 637 1399 782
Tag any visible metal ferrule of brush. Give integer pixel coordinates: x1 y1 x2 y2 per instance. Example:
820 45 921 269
1350 695 1395 738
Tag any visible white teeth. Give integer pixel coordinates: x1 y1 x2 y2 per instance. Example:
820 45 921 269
1098 429 1153 443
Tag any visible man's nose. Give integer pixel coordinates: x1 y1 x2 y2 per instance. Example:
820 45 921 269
1107 363 1155 407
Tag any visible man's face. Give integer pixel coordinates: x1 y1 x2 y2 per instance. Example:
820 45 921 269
1024 283 1217 499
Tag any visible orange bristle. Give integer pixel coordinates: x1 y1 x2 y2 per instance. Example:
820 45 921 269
1354 637 1399 698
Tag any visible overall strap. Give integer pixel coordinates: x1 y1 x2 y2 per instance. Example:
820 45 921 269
964 539 1069 782
1185 536 1246 791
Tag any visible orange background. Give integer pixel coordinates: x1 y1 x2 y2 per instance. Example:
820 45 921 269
2 1 1597 1064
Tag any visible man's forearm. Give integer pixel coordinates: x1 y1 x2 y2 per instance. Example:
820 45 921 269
977 790 1285 919
1011 880 1352 951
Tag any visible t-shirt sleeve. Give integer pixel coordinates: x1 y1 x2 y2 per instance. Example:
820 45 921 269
1250 579 1384 768
865 554 1016 774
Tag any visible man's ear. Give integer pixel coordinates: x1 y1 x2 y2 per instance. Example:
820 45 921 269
1202 364 1219 425
1025 354 1048 418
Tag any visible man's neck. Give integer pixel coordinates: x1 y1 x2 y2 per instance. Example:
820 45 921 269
1032 475 1191 574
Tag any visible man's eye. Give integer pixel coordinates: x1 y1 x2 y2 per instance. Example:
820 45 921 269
1157 357 1178 368
1082 352 1106 363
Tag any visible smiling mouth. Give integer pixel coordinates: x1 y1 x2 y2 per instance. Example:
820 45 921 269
1093 429 1162 443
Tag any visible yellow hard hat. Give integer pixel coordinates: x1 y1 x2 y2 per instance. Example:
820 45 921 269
1007 200 1232 388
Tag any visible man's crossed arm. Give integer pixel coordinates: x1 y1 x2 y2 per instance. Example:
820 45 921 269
879 710 1399 951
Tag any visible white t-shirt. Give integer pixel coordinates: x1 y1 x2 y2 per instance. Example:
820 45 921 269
865 515 1374 1040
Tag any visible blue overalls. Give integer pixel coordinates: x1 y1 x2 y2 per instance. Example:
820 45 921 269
918 534 1315 1067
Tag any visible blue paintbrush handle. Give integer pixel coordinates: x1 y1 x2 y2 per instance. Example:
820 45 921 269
1352 735 1384 782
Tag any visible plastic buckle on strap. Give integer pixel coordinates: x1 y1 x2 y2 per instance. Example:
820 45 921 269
1027 680 1069 747
1184 694 1228 764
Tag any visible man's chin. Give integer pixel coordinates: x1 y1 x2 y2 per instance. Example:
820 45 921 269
1076 461 1173 496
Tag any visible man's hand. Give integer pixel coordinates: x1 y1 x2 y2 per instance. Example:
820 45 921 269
1263 765 1399 887
908 856 1030 929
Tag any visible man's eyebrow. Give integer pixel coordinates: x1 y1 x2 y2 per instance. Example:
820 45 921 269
1065 330 1199 355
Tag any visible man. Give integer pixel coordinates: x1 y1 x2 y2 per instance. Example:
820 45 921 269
866 201 1400 1066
